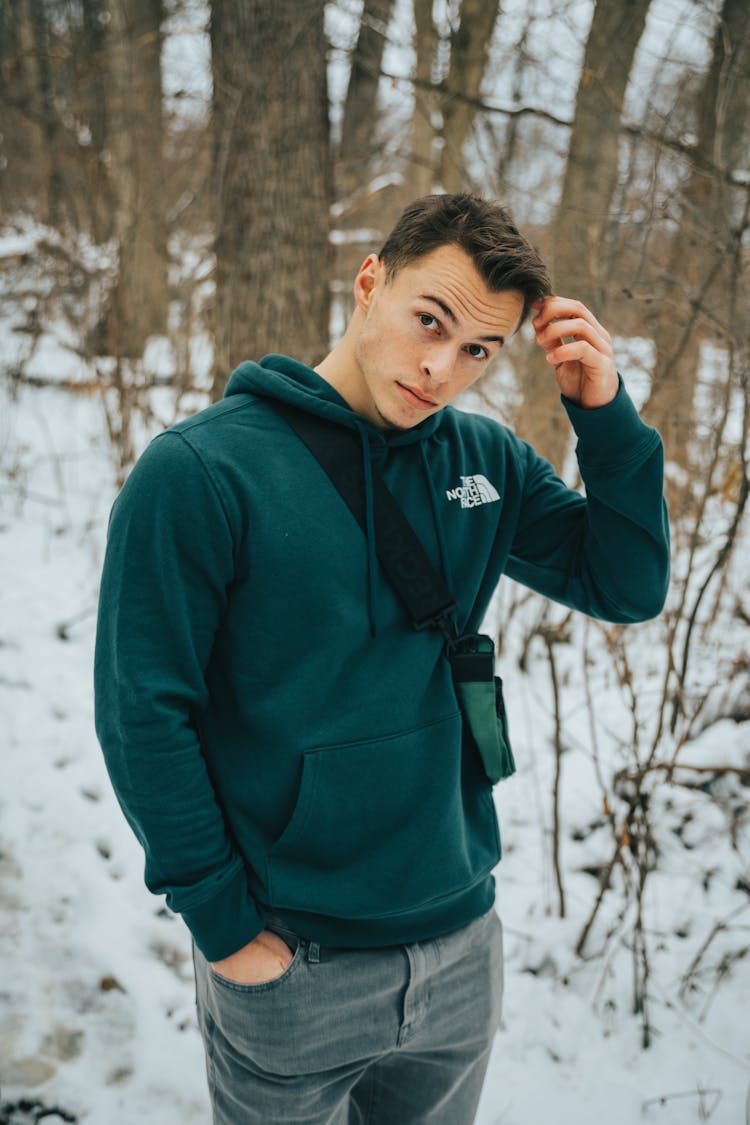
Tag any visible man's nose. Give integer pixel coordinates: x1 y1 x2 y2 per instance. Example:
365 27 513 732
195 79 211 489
421 347 455 384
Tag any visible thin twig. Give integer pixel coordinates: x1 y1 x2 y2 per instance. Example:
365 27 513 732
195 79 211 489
641 1086 722 1118
679 901 750 1003
541 628 566 919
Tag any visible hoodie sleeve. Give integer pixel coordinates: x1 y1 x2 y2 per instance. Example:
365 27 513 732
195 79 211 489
504 378 670 622
93 430 266 961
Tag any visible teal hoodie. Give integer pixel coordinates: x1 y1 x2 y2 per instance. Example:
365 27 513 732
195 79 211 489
94 354 669 961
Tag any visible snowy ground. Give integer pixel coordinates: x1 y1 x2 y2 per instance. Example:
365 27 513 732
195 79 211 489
1 364 749 1124
3 0 748 1114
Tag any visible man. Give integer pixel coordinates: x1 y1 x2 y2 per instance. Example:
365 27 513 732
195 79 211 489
94 193 669 1123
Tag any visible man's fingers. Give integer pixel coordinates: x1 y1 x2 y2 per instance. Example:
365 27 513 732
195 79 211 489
536 316 613 357
544 338 613 371
535 315 608 348
532 296 609 339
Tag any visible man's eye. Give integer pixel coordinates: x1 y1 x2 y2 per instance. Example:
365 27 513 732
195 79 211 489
466 344 488 360
418 313 438 330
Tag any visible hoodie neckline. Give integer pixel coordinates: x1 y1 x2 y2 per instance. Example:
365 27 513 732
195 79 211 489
223 353 446 447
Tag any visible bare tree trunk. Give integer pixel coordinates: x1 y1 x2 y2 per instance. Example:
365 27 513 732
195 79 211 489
104 0 168 356
515 0 651 471
645 0 750 479
438 0 502 193
408 0 438 197
210 0 331 397
80 0 113 243
2 0 65 224
0 2 36 213
495 11 533 192
337 0 395 198
1 0 114 237
29 0 65 226
553 0 652 310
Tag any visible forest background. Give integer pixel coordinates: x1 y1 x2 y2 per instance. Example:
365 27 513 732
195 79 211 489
0 0 749 1122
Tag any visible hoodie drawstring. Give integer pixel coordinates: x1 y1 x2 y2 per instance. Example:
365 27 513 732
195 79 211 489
419 442 453 596
356 422 378 638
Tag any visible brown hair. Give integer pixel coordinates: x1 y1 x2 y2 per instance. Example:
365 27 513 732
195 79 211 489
378 193 551 328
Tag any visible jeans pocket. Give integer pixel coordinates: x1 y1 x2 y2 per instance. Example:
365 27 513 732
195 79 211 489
208 931 304 994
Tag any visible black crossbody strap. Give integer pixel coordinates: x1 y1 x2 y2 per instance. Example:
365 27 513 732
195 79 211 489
272 400 458 632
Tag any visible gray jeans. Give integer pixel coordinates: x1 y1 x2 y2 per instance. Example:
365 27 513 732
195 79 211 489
192 905 504 1124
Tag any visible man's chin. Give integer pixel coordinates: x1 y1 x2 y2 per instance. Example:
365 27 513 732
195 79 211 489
379 413 420 433
377 395 439 432
371 402 413 432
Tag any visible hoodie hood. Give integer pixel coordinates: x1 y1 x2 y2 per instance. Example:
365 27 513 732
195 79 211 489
224 353 446 447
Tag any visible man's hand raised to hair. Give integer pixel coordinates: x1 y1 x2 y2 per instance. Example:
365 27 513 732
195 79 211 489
531 295 619 409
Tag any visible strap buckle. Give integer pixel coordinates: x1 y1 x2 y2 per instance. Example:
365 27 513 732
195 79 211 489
418 607 460 644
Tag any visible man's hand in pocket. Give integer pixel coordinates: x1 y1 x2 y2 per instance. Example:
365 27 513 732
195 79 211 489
210 929 295 985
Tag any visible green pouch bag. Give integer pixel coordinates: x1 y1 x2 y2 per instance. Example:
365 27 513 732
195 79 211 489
448 634 516 784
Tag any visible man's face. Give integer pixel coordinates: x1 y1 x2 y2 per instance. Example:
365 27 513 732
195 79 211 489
350 244 524 430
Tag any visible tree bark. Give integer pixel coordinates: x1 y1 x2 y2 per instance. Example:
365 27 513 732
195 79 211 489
439 0 502 193
553 0 652 310
515 0 651 471
1 0 64 224
79 0 113 242
337 0 395 198
645 0 750 479
29 0 65 227
0 2 37 213
210 0 331 397
408 0 438 197
104 0 168 356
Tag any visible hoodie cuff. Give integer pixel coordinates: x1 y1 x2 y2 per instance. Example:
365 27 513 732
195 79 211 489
180 865 267 962
561 375 658 468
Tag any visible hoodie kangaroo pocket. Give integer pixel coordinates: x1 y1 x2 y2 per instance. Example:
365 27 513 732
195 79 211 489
265 711 500 919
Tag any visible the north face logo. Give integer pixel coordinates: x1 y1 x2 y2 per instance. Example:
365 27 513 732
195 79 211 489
445 474 501 508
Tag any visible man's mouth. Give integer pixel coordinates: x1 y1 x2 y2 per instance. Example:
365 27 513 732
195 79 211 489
396 382 439 410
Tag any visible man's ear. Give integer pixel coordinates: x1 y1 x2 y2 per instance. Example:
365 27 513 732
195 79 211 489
353 254 382 313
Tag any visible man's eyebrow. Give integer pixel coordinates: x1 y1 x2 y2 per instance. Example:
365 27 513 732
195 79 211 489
418 294 505 344
419 294 458 324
